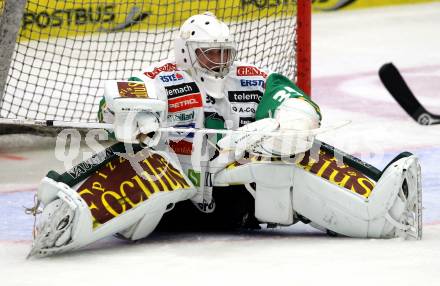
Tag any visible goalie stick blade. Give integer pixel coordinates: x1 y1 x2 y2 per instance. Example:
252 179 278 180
378 62 440 125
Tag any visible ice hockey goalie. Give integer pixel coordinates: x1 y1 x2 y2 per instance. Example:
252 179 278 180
27 13 422 258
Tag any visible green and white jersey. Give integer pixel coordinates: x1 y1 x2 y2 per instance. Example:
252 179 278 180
98 58 321 194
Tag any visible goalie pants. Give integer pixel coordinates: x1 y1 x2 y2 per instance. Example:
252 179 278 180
156 185 260 232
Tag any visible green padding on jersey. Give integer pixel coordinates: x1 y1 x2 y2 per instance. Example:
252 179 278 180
97 97 106 122
205 114 226 142
256 73 321 121
128 76 143 82
97 97 116 139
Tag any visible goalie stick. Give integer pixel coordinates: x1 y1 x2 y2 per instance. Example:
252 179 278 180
379 62 440 125
0 118 350 137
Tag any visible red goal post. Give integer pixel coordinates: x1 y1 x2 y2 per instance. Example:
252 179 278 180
296 0 311 96
0 0 311 125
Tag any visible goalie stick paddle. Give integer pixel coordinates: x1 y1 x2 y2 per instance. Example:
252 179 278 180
0 118 350 137
378 62 440 125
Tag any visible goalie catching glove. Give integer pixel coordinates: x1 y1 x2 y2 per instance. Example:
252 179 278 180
103 80 167 146
259 97 320 156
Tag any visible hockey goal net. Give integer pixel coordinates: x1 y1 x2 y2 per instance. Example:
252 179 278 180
0 0 310 124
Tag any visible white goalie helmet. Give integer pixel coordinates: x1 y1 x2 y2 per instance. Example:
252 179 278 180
174 12 237 98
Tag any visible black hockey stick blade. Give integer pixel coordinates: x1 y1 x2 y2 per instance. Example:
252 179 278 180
379 62 440 125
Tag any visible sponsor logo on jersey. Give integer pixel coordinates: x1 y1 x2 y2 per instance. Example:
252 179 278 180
236 66 268 78
169 140 193 155
195 199 216 213
228 90 263 103
169 123 195 139
240 79 265 87
117 81 148 98
273 86 303 102
187 169 201 187
204 112 224 122
239 117 254 127
167 111 195 123
206 94 216 104
232 106 256 113
165 82 200 99
144 63 177 79
159 73 184 83
168 94 203 113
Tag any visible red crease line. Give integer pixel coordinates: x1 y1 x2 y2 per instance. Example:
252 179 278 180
0 153 27 161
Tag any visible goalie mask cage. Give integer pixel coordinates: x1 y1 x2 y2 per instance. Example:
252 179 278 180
0 0 311 123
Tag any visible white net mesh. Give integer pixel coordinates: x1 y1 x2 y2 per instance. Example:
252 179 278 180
0 0 304 122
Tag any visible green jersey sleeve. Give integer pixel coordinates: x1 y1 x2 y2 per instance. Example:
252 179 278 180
255 73 321 121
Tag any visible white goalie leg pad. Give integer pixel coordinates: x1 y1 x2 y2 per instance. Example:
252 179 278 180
214 155 422 239
292 155 421 239
367 155 422 239
30 178 96 257
30 162 196 257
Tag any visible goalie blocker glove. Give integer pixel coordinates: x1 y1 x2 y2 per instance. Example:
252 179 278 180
102 80 167 146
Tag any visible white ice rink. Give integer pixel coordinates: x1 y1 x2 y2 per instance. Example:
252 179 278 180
1 3 440 285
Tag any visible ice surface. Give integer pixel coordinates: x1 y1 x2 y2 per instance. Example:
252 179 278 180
0 3 440 285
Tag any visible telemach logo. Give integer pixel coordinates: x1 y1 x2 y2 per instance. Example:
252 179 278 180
165 82 199 99
228 90 262 103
